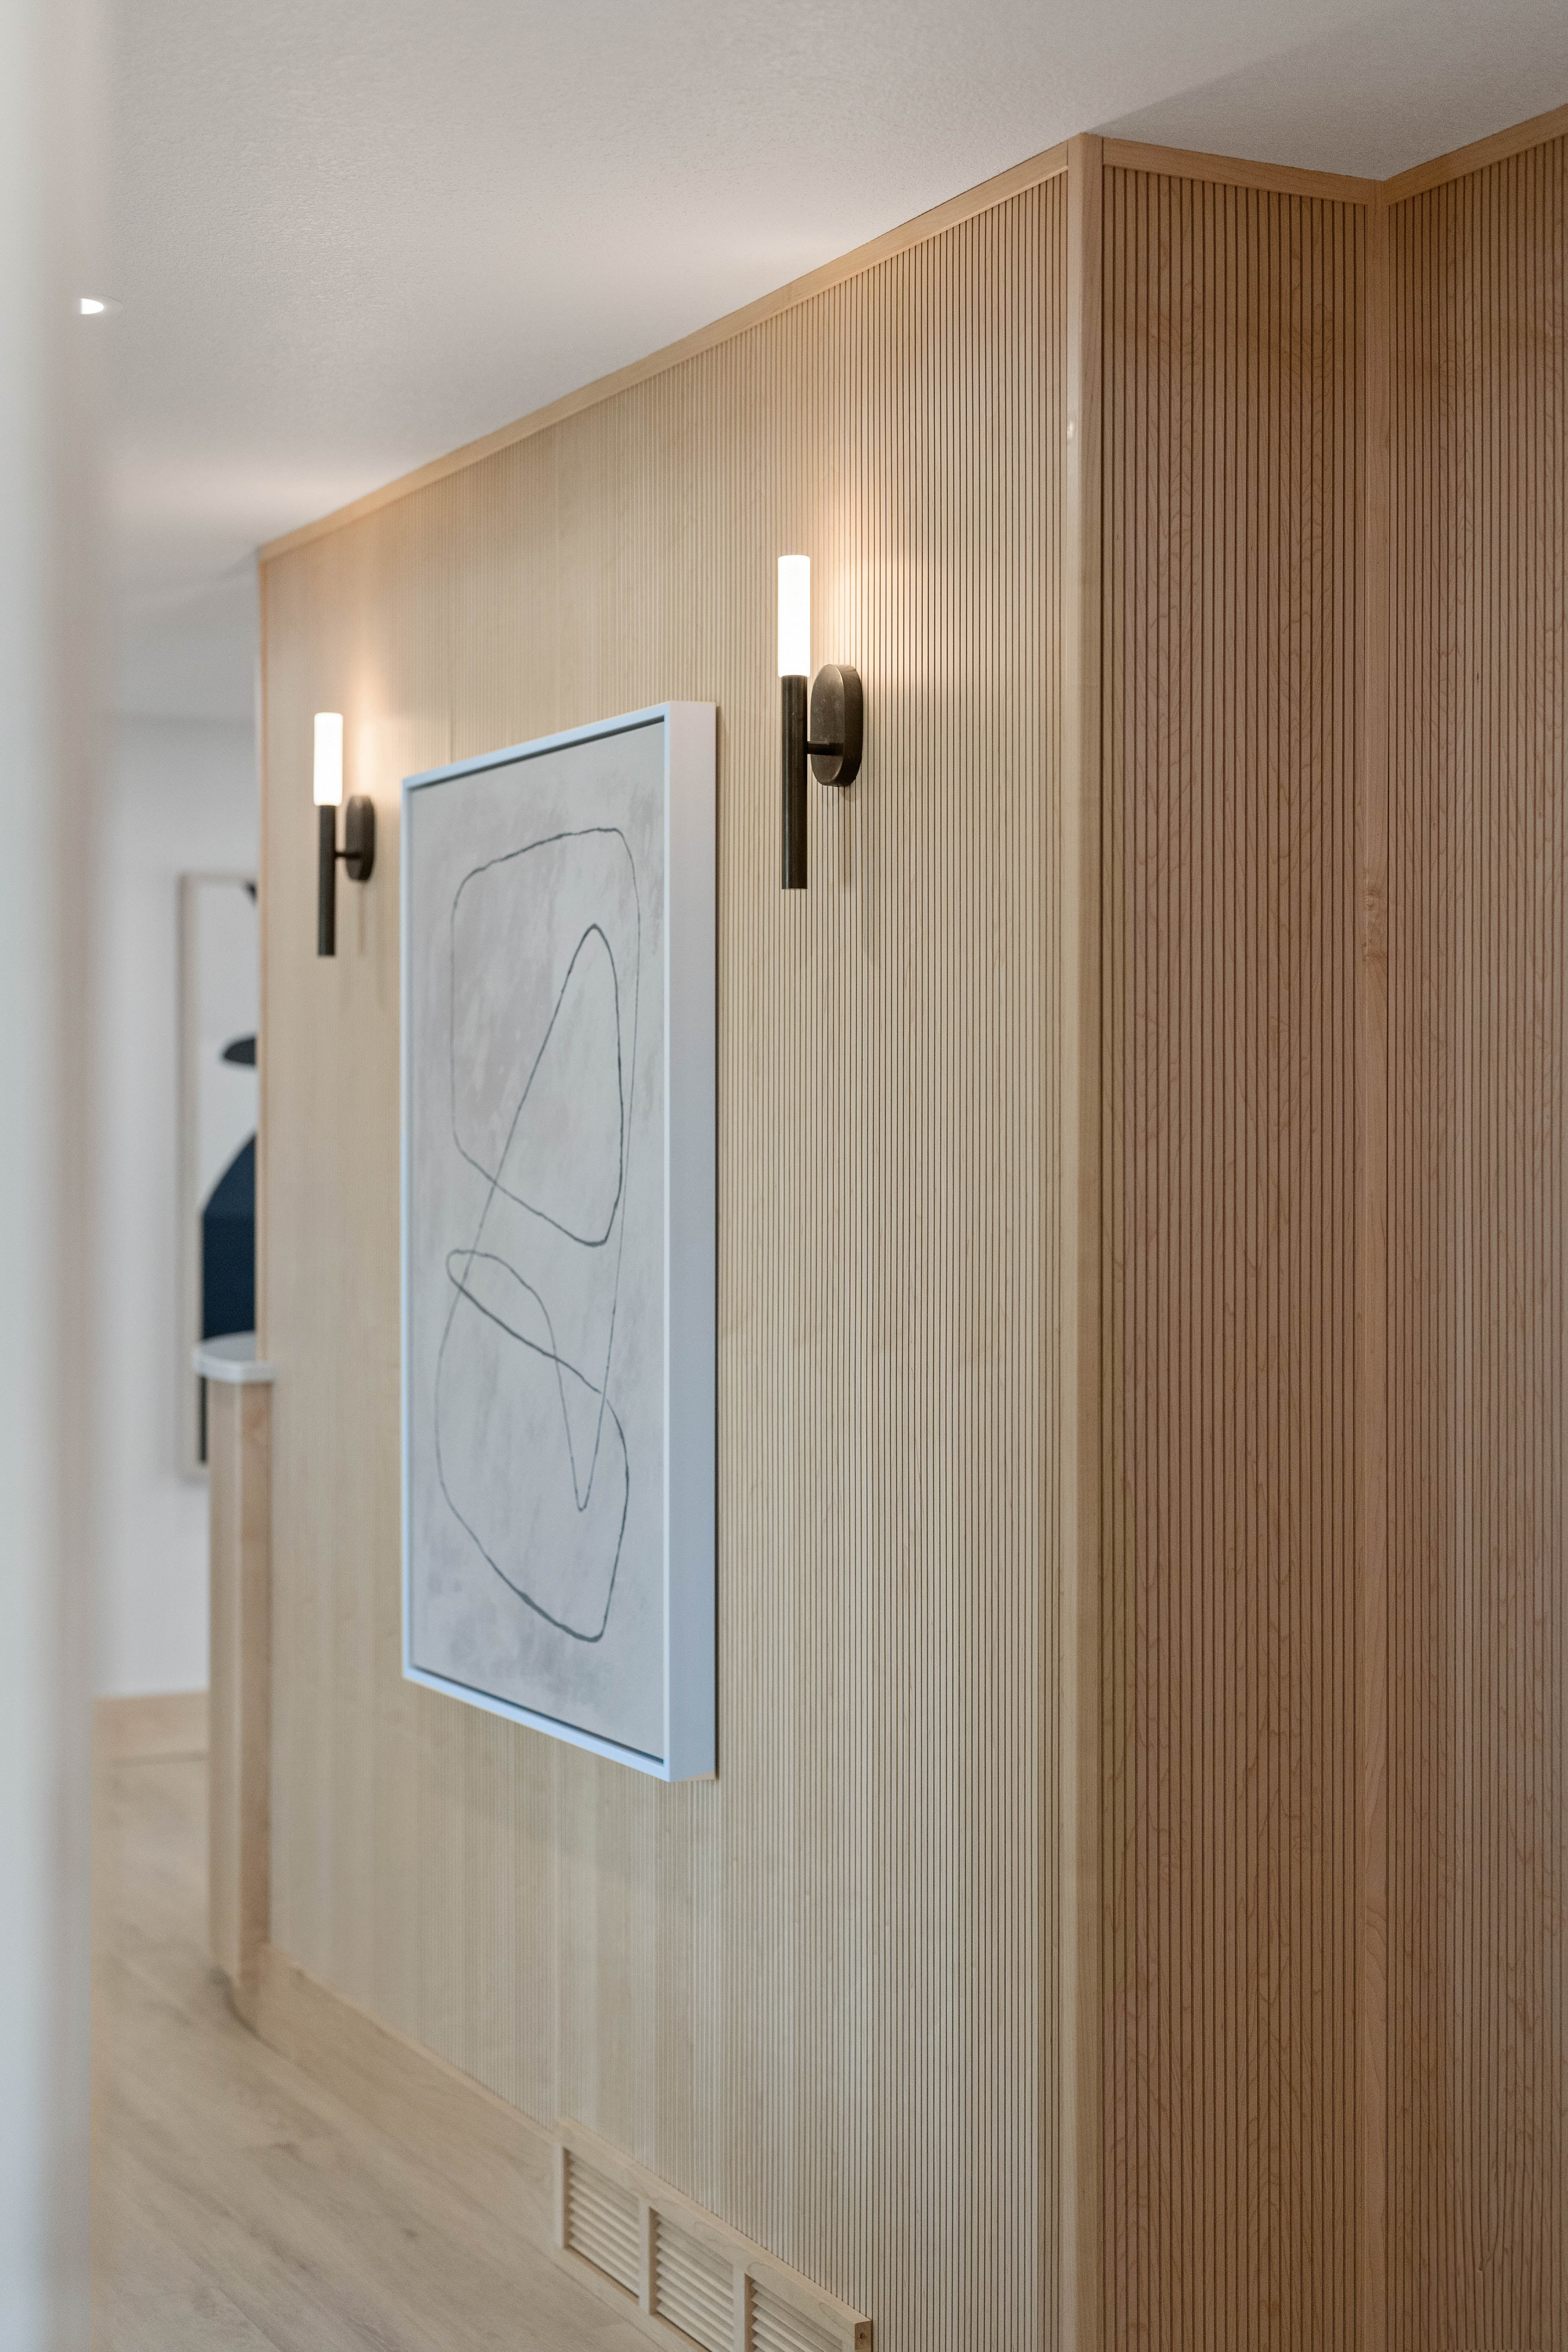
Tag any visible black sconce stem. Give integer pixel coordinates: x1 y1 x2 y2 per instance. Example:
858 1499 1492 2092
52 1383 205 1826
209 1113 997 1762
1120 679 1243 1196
781 675 808 889
318 803 337 955
780 663 862 891
316 796 376 957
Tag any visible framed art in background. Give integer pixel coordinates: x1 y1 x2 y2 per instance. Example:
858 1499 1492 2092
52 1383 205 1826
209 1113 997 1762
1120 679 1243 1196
177 873 259 1475
401 705 716 1780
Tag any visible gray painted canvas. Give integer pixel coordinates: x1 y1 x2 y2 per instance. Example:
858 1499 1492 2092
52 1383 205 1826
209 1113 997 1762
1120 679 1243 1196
404 720 669 1760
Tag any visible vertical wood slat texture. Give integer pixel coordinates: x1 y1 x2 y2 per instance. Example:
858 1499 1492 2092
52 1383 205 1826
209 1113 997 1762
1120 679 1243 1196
1100 165 1365 2351
258 116 1568 2351
1386 135 1568 2352
261 181 1069 2352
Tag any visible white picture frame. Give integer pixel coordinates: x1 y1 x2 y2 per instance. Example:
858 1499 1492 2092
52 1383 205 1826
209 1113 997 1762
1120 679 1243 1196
401 704 716 1780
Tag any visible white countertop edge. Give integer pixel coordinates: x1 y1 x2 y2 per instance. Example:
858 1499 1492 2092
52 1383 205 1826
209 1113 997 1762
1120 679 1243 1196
192 1332 274 1385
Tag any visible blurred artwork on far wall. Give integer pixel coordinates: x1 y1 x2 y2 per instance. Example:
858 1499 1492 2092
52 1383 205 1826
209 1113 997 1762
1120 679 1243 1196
178 873 259 1475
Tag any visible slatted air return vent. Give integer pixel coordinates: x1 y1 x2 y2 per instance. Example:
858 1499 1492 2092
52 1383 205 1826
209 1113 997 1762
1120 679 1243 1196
748 2280 838 2352
563 2147 643 2295
652 2214 733 2351
555 2121 872 2352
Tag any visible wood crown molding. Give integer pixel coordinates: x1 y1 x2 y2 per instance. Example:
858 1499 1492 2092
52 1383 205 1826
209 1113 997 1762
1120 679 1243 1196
259 140 1068 564
1378 96 1568 203
1100 137 1377 206
259 100 1568 568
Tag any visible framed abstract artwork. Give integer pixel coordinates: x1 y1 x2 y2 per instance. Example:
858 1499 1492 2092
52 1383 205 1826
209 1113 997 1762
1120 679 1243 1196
401 705 716 1779
177 872 259 1476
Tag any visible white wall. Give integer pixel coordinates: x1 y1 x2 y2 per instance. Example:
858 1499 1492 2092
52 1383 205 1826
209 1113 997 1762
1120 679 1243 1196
95 711 258 1697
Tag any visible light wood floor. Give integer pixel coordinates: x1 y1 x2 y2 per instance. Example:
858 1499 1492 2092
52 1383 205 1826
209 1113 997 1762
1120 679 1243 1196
95 1751 645 2350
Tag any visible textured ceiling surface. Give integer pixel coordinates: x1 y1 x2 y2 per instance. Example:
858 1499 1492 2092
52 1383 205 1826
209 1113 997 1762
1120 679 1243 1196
103 0 1566 719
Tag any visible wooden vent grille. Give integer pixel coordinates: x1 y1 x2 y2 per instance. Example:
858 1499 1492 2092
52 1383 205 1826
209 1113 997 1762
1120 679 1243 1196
653 2214 732 2350
749 2281 838 2352
563 2148 642 2295
555 2121 872 2352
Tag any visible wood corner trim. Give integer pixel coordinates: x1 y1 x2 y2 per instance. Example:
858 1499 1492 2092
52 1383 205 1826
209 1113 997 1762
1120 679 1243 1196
1060 125 1105 2352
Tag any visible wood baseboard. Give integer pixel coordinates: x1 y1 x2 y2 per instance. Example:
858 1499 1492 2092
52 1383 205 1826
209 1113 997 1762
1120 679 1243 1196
250 1944 875 2347
250 1944 556 2241
94 1690 209 1762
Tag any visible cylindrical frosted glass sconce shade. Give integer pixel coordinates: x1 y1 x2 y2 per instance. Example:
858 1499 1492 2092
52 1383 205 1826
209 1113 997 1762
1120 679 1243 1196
313 711 344 806
777 557 810 678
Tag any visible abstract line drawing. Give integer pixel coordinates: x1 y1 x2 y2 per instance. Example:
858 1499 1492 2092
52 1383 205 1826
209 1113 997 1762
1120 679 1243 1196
433 827 641 1644
404 705 715 1779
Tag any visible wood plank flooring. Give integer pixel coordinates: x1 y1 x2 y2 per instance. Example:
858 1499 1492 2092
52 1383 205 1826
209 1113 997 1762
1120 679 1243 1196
94 1752 646 2350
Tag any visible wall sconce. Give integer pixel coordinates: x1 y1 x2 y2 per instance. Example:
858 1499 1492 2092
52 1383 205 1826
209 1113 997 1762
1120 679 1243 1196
778 556 862 890
314 711 375 956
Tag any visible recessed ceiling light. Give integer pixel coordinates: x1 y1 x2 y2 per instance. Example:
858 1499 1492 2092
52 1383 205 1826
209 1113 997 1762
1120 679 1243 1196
78 296 121 316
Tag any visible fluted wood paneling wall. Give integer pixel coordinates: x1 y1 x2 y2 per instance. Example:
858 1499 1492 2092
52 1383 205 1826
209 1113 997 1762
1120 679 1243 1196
1387 135 1568 2350
260 180 1069 2351
1099 166 1365 2351
259 113 1568 2352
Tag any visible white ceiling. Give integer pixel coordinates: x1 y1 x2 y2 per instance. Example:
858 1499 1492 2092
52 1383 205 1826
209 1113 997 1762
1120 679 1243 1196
103 0 1566 723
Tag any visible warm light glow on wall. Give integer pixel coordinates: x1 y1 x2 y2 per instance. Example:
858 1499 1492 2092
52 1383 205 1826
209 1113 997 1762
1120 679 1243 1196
313 712 343 806
777 556 810 678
